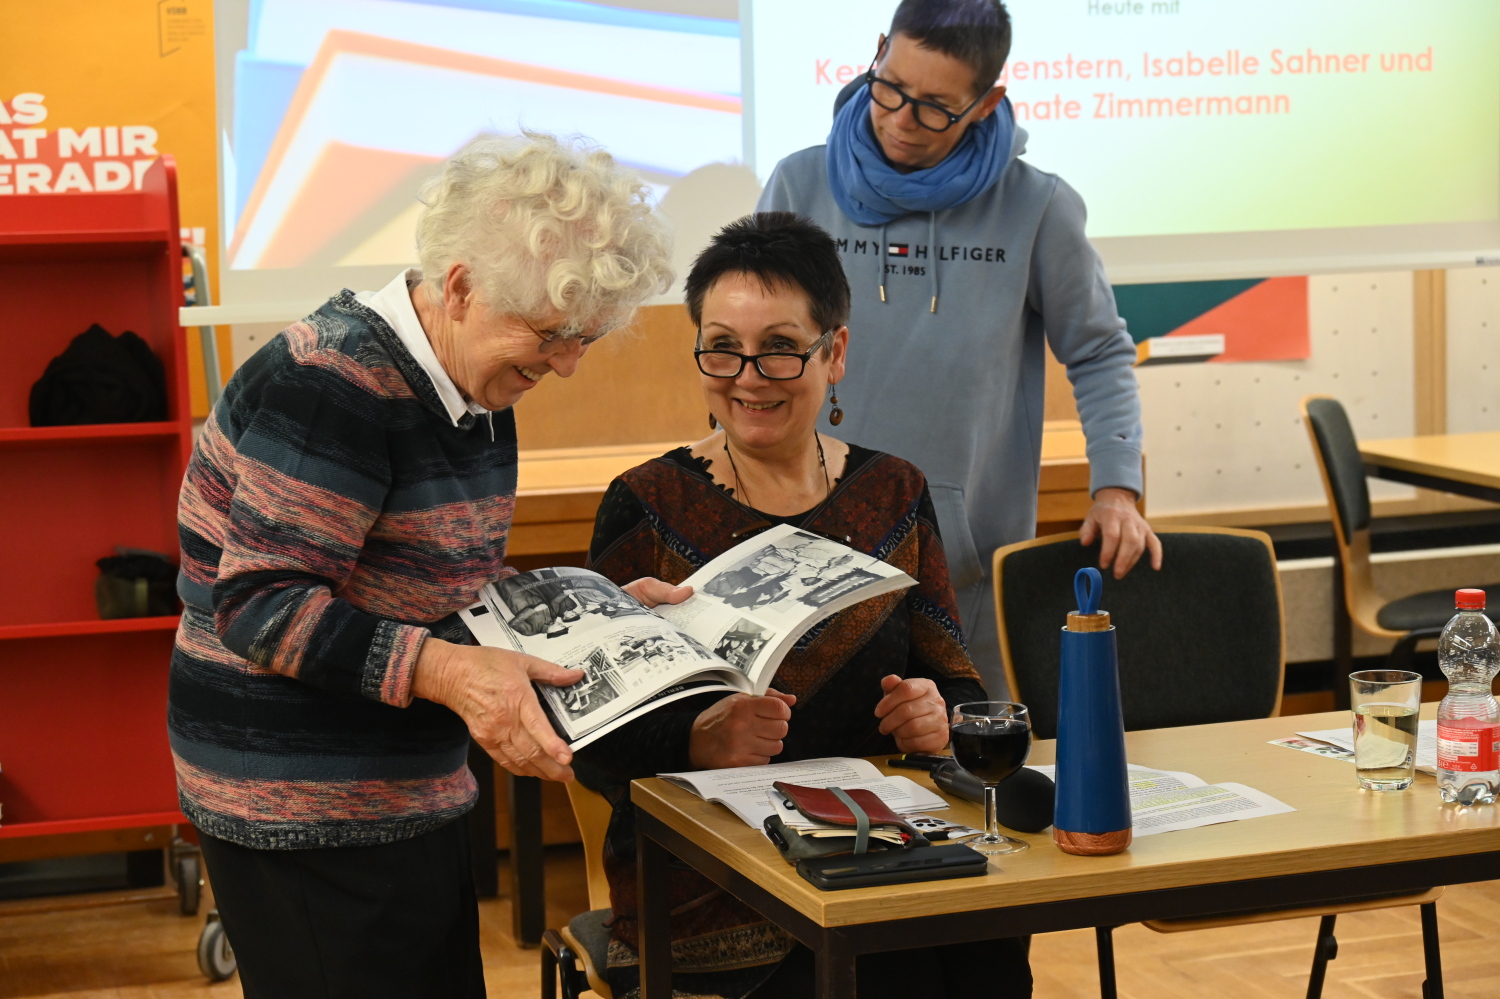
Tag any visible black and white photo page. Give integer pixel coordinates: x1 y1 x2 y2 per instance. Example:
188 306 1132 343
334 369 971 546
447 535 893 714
459 527 915 748
459 568 750 747
657 523 916 692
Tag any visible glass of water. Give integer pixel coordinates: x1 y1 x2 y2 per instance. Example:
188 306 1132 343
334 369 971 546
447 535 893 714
1350 670 1423 791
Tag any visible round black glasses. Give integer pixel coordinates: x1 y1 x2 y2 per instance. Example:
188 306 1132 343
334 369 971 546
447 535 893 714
863 40 988 132
695 328 835 380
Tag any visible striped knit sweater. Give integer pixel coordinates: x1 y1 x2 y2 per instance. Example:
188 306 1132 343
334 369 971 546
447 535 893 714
169 292 514 849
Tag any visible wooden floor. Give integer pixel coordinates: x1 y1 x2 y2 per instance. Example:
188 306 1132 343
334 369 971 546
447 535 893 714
0 847 1496 998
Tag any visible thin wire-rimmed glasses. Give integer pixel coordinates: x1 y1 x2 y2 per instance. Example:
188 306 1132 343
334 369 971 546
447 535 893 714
863 40 988 132
695 328 835 380
521 316 610 349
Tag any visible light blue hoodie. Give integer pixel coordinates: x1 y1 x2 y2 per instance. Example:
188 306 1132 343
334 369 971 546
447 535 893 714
757 118 1142 694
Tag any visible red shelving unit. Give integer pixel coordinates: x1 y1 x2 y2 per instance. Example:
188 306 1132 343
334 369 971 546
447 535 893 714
0 158 192 859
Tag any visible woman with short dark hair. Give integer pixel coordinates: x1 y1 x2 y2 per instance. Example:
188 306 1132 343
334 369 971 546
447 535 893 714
575 212 1031 998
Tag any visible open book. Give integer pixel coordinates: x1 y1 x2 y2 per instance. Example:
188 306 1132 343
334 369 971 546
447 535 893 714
660 757 949 833
459 524 915 749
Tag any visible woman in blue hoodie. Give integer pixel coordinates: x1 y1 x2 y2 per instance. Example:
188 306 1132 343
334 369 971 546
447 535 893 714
758 0 1161 697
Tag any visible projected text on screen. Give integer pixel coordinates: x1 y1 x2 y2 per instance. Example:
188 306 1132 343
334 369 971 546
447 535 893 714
749 0 1500 240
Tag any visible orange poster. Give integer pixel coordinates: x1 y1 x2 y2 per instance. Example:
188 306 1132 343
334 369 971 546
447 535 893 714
0 1 223 415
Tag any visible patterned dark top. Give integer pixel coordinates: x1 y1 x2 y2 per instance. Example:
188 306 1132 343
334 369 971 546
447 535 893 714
169 292 515 850
576 445 986 993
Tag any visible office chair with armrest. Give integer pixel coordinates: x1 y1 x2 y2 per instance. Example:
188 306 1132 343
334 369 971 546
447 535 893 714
541 783 615 999
994 528 1443 999
1301 395 1500 688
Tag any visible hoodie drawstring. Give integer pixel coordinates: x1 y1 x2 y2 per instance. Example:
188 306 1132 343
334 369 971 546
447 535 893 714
875 216 940 313
487 411 495 442
928 212 939 314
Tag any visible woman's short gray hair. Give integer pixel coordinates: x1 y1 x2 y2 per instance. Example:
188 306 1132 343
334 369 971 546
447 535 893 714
416 131 673 334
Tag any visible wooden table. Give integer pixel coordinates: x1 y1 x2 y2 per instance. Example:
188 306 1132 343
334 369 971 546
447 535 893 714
511 442 689 557
511 422 1098 557
632 707 1500 999
1360 431 1500 505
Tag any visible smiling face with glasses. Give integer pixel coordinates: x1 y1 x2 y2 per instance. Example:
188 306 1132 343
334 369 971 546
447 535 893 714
695 272 847 459
864 33 1007 171
412 263 605 412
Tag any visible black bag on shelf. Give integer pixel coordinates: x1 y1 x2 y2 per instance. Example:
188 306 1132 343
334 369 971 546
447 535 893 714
29 323 168 426
95 549 181 619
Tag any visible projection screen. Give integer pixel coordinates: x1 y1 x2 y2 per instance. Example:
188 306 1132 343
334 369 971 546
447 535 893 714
206 0 1500 321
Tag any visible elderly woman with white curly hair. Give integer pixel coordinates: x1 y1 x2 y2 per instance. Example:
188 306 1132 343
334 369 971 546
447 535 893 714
169 132 678 998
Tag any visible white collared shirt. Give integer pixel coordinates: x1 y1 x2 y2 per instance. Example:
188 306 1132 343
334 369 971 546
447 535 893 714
357 268 488 428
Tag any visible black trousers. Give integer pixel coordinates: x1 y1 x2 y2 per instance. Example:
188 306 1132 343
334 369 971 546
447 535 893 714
199 817 485 999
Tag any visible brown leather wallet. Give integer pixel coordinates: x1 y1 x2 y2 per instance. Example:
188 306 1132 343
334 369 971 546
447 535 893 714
772 782 919 839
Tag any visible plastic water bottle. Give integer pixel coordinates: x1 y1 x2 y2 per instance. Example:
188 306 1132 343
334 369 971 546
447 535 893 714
1436 588 1500 805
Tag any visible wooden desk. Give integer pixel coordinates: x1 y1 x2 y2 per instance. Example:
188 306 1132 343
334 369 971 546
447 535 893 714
1361 432 1500 506
511 422 1098 558
632 707 1500 999
511 442 690 557
1036 420 1096 532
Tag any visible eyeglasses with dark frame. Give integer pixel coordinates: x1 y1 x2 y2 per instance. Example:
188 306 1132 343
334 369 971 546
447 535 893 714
863 39 988 133
694 327 836 380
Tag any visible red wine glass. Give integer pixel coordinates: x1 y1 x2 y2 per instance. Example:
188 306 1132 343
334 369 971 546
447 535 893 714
950 701 1031 855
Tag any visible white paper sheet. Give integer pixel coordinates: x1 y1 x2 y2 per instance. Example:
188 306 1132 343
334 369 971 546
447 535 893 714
1297 721 1439 775
1125 782 1297 835
1028 764 1296 837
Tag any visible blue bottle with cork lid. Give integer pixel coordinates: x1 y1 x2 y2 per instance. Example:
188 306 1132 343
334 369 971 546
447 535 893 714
1053 567 1132 855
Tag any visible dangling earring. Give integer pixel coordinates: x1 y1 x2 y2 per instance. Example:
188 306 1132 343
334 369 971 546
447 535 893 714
828 385 843 427
708 413 718 430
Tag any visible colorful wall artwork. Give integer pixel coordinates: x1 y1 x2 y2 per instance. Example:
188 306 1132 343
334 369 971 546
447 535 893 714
1115 277 1311 364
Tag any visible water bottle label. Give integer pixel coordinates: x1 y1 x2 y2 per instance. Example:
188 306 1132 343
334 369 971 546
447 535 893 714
1436 724 1500 772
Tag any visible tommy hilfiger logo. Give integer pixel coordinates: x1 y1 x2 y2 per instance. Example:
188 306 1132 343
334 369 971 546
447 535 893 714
836 237 1006 263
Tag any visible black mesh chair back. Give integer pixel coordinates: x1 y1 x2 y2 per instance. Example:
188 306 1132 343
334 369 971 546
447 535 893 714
995 528 1284 740
1303 397 1371 545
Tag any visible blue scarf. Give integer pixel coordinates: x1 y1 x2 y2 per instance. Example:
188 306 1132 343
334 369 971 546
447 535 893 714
826 84 1014 226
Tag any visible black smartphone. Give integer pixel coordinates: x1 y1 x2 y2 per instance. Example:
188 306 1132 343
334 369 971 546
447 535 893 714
796 844 988 890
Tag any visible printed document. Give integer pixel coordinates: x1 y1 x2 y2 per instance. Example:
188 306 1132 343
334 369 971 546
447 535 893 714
1026 763 1295 837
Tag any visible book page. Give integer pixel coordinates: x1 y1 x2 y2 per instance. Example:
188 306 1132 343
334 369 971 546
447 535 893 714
522 621 732 745
477 567 660 651
660 758 949 829
661 757 884 799
458 567 749 745
557 678 743 751
660 524 916 693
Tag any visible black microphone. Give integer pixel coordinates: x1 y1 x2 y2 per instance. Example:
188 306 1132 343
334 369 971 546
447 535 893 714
932 761 1055 834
